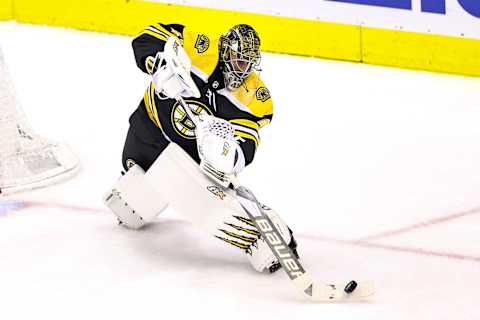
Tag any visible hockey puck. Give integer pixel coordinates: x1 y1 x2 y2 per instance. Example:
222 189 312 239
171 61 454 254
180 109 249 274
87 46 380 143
344 280 358 293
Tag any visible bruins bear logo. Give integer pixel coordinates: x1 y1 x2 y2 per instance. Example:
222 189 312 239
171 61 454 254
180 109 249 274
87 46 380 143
171 100 212 139
194 34 210 53
255 87 271 102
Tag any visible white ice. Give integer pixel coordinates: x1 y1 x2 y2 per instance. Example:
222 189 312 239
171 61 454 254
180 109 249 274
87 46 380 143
0 22 479 320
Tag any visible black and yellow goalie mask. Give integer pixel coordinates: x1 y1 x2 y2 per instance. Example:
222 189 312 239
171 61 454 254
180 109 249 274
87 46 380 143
219 24 261 91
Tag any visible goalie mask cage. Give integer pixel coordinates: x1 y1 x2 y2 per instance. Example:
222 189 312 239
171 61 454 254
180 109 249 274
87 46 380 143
0 47 79 194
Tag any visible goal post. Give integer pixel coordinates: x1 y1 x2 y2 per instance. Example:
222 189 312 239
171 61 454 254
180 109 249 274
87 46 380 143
0 47 79 194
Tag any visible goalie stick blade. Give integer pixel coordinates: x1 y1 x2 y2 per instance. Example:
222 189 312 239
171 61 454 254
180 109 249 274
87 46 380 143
309 280 375 302
293 273 374 302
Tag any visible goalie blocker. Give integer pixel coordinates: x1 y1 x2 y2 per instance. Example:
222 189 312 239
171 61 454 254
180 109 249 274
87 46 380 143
103 142 298 273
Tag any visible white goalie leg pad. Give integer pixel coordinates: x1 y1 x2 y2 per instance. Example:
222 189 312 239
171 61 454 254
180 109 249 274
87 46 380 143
145 143 244 233
145 143 292 272
247 207 292 273
103 164 168 229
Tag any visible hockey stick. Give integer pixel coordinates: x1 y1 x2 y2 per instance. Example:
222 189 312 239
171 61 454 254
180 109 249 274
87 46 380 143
231 182 374 301
177 96 375 301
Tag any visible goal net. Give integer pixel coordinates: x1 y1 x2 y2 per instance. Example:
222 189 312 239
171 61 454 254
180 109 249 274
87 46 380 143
0 47 79 194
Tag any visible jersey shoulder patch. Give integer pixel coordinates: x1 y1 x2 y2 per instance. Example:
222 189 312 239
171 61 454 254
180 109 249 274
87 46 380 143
182 28 219 81
219 73 273 119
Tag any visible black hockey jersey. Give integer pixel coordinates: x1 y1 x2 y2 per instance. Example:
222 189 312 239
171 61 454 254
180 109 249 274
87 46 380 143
131 23 273 166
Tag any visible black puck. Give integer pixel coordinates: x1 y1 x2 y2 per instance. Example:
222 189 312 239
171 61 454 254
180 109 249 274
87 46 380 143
344 280 358 293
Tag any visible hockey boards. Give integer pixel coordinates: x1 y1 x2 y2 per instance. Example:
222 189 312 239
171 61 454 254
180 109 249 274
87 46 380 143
233 183 375 302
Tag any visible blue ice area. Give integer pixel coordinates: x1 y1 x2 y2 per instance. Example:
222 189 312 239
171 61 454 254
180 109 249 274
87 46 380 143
0 199 25 216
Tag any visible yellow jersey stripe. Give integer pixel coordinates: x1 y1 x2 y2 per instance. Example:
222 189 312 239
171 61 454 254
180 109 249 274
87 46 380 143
144 87 158 128
229 119 260 131
141 29 168 42
232 124 260 142
234 130 259 146
257 118 271 128
148 83 162 129
147 25 172 39
154 23 177 39
143 89 156 124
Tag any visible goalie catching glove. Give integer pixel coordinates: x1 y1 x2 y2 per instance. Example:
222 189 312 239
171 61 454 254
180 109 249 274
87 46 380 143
151 37 200 99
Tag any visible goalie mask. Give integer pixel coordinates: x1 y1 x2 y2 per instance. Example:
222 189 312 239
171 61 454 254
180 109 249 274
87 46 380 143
219 24 261 91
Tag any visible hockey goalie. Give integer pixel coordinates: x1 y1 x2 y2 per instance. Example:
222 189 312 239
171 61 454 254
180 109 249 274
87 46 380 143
103 23 299 274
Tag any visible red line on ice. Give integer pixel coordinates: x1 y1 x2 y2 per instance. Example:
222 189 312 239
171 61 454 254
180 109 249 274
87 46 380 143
354 206 480 242
301 234 480 263
2 199 479 263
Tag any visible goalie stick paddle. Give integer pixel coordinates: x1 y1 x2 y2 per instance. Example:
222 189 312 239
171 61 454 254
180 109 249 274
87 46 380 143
233 183 375 302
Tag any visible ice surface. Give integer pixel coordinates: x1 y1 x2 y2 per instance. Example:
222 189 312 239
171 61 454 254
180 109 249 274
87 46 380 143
0 22 479 320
